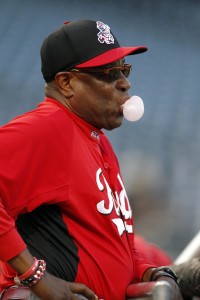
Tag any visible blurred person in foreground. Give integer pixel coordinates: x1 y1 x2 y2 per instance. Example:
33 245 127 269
0 20 182 300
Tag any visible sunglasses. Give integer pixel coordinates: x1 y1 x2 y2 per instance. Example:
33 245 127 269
70 64 132 82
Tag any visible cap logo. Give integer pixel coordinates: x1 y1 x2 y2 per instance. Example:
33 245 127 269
96 21 114 45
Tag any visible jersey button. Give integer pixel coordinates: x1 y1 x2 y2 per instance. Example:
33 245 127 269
104 163 109 169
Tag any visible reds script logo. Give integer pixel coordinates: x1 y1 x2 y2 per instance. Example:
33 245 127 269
96 21 114 44
96 168 133 236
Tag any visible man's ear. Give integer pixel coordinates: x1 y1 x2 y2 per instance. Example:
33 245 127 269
55 72 75 98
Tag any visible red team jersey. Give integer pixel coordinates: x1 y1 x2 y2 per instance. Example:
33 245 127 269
0 98 155 299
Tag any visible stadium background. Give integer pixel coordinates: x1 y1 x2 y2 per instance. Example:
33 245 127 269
0 0 200 259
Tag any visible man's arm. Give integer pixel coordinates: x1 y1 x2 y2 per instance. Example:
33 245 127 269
142 267 183 300
0 197 97 300
7 249 97 300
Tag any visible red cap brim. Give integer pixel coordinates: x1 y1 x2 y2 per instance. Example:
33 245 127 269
76 46 148 68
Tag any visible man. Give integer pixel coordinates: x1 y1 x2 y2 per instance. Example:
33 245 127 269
0 20 181 300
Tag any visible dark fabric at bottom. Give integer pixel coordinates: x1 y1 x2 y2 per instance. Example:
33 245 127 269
16 204 79 281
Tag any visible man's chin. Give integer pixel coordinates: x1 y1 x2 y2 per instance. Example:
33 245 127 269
105 119 123 131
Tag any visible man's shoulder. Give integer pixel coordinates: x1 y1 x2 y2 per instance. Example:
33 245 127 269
0 99 74 144
10 100 72 130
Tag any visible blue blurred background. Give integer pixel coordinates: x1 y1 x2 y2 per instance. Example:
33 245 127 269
0 0 200 259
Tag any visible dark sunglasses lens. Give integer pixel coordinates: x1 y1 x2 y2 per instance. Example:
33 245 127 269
122 66 131 78
108 66 131 80
108 69 121 80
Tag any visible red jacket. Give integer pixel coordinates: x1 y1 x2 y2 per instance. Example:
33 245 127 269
0 98 156 299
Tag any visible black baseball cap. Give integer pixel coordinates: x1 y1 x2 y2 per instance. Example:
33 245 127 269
41 20 148 82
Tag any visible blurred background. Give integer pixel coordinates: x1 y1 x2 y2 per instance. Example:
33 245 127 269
0 0 200 260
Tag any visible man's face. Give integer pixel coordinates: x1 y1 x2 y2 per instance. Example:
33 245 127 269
68 59 131 130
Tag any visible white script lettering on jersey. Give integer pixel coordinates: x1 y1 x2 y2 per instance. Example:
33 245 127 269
96 168 133 235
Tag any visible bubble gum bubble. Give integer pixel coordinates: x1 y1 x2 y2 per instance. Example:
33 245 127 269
123 96 144 122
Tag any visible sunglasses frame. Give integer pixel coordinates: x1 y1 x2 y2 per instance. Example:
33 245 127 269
70 64 132 80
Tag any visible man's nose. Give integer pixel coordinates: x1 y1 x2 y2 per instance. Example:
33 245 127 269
116 76 131 92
